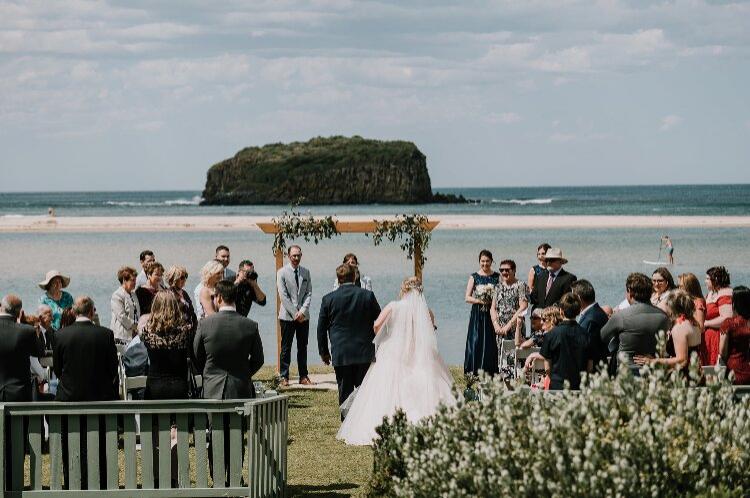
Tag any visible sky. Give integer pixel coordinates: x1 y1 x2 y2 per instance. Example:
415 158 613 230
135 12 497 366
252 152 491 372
1 0 749 191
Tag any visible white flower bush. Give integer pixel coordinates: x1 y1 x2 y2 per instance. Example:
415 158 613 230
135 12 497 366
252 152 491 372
368 360 750 497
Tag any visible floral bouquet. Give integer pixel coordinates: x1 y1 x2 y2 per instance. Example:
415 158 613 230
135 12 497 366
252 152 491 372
474 284 495 311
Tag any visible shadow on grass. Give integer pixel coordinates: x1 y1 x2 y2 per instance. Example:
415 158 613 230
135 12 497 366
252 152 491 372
288 481 361 497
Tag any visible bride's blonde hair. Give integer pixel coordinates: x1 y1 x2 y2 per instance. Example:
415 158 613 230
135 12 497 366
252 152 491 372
399 276 423 298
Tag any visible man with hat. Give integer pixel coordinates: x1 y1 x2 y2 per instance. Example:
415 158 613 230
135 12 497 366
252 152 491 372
530 247 577 310
39 270 74 330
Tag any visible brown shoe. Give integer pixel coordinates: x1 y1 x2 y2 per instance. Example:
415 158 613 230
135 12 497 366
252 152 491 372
299 377 315 386
279 378 289 387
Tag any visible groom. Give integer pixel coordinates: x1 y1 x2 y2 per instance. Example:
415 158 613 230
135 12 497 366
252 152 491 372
317 264 381 416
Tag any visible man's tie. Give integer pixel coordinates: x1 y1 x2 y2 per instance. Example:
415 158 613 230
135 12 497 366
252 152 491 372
545 272 556 297
294 268 299 289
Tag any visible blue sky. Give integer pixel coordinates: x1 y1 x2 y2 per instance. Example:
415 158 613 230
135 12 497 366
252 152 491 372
1 0 748 191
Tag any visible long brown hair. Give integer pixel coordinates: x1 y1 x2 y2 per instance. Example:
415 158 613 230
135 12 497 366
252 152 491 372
678 273 704 301
146 290 184 334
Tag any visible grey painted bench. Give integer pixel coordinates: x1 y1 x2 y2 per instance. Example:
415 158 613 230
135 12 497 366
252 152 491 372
1 395 287 497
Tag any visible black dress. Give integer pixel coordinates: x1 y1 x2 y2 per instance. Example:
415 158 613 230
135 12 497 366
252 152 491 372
136 286 159 316
142 326 191 400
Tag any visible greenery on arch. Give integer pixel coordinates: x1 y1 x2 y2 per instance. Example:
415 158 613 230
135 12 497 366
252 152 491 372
271 202 339 254
369 214 432 268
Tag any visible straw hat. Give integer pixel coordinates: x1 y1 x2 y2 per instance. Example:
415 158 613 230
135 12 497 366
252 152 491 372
38 270 70 290
543 248 568 265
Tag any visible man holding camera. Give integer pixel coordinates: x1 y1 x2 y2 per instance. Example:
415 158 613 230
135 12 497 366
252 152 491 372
234 259 267 317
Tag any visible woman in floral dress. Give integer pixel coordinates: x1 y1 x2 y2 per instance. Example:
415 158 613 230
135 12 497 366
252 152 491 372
464 250 500 376
490 259 529 368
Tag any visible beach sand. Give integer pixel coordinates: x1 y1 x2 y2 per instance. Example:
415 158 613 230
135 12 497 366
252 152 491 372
1 214 750 232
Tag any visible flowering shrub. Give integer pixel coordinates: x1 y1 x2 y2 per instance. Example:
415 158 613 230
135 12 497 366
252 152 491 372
368 361 750 497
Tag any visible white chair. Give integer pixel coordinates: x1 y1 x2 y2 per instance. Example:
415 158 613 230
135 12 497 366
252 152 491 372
514 347 541 380
529 358 546 387
498 339 516 374
123 375 147 400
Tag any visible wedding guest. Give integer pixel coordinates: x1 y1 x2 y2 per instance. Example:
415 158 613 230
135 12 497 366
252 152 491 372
110 266 141 344
121 332 148 400
601 273 670 370
235 260 267 317
276 245 313 386
651 267 676 308
571 280 609 372
527 243 551 291
59 308 76 329
215 245 236 280
718 286 750 385
464 249 500 376
678 272 706 330
194 260 224 319
490 259 528 354
36 304 55 350
39 270 74 330
1 295 45 402
701 266 732 366
634 290 701 374
530 248 576 310
537 293 589 390
164 265 197 332
520 307 560 349
135 250 155 288
332 253 372 291
136 261 164 315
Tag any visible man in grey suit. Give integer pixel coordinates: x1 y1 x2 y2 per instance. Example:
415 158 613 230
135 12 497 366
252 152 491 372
276 244 313 386
194 280 264 400
601 273 670 371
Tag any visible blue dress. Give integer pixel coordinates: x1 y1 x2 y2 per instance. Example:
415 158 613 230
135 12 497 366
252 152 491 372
464 272 500 376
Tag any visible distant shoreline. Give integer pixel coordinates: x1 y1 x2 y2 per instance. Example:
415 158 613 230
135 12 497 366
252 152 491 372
2 215 749 233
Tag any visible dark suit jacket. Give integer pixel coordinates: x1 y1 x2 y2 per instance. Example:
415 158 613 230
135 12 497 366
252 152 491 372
53 320 120 401
317 284 381 367
0 315 45 401
532 268 577 308
579 303 609 369
193 309 264 400
600 302 670 365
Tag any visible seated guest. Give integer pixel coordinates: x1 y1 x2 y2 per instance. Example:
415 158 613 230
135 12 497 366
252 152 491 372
135 249 156 288
121 332 149 400
165 265 197 332
194 260 224 319
678 272 706 330
634 290 701 374
0 295 45 401
29 304 56 398
332 253 373 291
536 293 589 390
718 286 750 385
141 291 192 400
39 270 74 330
111 266 141 344
53 296 119 401
651 267 677 309
601 273 671 371
235 260 267 317
136 261 164 315
518 308 545 348
571 280 610 372
194 280 264 400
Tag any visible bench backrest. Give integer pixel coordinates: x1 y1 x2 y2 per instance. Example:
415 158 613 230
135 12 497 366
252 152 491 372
0 395 287 497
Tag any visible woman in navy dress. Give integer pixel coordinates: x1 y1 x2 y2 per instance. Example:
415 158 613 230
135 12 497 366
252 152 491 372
464 249 500 376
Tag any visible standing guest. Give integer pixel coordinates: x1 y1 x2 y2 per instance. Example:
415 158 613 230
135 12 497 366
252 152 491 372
489 259 528 355
651 267 676 308
601 273 671 370
59 308 77 329
29 305 56 395
53 296 119 401
234 260 267 317
215 245 236 280
194 260 224 319
332 253 373 291
165 265 197 332
277 245 313 386
527 243 552 291
136 261 164 315
701 266 733 366
537 293 589 390
110 266 141 344
718 286 750 385
135 250 156 288
1 295 45 401
571 280 610 372
634 290 701 375
531 248 577 310
678 272 706 330
39 270 74 330
141 291 192 399
464 249 500 376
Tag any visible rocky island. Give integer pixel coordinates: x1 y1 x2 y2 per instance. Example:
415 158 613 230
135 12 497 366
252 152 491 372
201 136 467 205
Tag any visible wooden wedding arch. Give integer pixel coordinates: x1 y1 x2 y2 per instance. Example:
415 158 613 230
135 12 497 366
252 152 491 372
257 219 440 374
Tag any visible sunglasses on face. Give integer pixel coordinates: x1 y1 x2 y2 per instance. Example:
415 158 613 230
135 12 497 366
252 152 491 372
499 268 512 273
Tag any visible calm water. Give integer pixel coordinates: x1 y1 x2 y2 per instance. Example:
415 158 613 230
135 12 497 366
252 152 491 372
1 184 750 217
2 227 748 366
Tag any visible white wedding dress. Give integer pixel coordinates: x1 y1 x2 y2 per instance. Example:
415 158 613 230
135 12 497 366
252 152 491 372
336 289 456 446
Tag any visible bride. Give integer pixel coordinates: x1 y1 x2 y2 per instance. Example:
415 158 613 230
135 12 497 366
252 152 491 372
337 276 456 446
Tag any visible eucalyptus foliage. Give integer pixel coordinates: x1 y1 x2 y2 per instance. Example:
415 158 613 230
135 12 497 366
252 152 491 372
369 361 750 497
370 214 432 267
271 203 339 253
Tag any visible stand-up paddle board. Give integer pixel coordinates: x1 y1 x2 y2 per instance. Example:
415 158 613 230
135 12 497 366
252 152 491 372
643 260 670 265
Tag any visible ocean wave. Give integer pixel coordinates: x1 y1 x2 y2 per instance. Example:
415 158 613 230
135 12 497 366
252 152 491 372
490 198 553 205
104 196 203 207
1 214 26 218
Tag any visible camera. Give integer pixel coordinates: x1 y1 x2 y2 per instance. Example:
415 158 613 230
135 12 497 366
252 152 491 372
245 270 258 281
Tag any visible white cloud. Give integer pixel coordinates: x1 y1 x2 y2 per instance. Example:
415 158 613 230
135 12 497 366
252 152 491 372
659 115 683 132
488 112 521 124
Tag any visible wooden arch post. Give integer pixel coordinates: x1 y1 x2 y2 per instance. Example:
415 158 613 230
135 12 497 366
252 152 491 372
257 219 439 374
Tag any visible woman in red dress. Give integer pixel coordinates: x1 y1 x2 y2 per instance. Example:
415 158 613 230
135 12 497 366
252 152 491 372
678 272 706 330
719 286 750 385
701 266 732 366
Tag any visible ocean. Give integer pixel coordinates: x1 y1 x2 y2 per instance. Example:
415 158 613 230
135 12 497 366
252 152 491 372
1 185 749 367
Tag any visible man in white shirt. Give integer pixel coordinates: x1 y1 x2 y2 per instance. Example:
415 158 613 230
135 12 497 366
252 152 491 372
135 249 155 288
30 305 56 396
215 245 236 280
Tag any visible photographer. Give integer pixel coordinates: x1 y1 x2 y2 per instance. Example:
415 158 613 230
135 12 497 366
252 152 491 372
235 260 267 317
